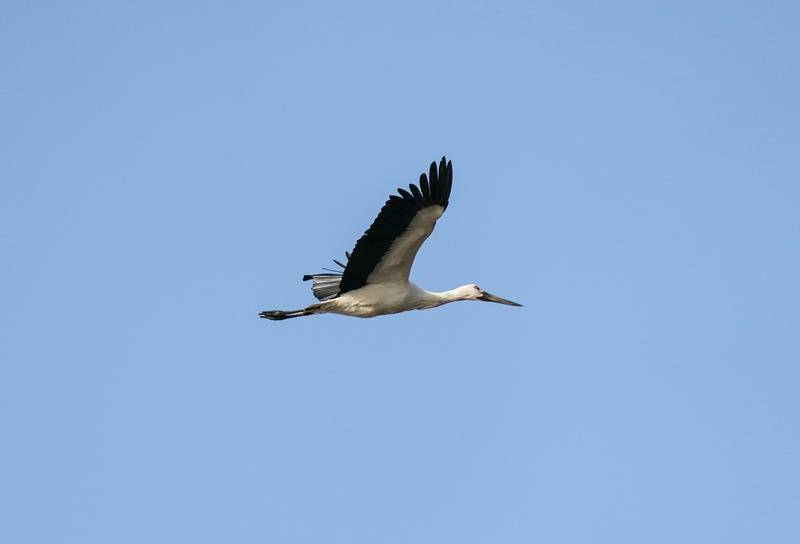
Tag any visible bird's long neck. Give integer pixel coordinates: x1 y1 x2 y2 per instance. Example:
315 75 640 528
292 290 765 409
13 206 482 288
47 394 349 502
416 286 470 309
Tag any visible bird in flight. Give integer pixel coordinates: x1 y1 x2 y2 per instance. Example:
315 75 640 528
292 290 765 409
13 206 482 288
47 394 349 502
259 157 521 320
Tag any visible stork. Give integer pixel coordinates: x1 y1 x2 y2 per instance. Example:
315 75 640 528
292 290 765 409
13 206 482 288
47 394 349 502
259 157 521 320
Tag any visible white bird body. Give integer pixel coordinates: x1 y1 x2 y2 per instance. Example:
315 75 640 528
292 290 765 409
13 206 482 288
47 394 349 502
317 283 473 318
260 157 521 321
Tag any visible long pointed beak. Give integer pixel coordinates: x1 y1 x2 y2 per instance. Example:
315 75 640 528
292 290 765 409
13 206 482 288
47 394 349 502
478 291 522 307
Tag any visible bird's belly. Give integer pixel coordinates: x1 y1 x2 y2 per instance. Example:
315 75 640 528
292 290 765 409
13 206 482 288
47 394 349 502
326 284 414 318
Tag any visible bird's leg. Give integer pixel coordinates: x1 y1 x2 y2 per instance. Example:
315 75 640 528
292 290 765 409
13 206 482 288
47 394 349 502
259 304 321 321
259 309 308 320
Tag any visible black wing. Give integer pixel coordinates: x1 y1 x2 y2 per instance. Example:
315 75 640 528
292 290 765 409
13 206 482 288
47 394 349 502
338 157 453 294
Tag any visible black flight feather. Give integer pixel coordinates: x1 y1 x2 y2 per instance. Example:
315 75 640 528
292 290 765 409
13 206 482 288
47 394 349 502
420 173 431 201
397 188 414 202
336 157 453 294
409 183 423 201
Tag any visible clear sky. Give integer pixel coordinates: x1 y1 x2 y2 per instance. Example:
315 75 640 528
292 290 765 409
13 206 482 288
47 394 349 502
2 1 798 542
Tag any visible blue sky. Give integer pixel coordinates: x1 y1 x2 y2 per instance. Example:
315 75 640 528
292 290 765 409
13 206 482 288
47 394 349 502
2 1 798 542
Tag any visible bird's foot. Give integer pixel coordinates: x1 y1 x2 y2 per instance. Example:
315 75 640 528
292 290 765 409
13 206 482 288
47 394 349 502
259 310 288 320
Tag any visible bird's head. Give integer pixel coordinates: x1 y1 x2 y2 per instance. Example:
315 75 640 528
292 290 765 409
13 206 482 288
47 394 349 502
457 284 522 306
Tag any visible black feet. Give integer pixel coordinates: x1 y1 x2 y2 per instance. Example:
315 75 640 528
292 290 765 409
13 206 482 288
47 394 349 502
259 310 288 320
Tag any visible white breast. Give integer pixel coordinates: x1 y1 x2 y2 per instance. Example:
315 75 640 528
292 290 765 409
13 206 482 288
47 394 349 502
321 282 432 318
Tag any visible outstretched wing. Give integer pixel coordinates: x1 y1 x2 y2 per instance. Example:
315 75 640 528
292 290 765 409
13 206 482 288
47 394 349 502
338 157 453 294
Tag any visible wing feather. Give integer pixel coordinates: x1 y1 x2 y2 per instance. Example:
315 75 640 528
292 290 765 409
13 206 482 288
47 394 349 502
338 157 453 294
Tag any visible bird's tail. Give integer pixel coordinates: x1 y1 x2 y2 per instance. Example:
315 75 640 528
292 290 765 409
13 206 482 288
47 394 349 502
303 256 349 301
259 303 322 321
303 273 342 301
